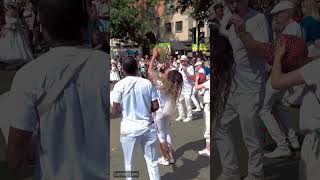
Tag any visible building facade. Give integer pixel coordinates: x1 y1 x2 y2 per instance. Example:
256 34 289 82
147 0 210 52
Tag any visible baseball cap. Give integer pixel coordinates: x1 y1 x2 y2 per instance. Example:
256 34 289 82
270 1 294 14
180 55 188 61
195 61 203 66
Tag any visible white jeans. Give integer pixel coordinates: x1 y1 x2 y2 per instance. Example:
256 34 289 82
204 103 210 143
177 91 193 118
215 92 264 177
120 127 160 180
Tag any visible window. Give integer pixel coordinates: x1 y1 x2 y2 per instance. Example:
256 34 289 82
165 23 172 34
176 21 183 33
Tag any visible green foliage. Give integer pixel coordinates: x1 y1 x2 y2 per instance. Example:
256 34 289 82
110 0 156 44
176 0 214 22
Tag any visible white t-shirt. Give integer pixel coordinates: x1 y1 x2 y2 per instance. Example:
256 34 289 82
112 76 159 136
203 80 210 104
179 65 195 93
282 20 304 38
220 8 269 93
197 67 205 74
5 47 109 180
299 59 320 130
110 69 120 81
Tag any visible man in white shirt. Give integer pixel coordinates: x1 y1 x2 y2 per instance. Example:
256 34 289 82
216 0 269 179
112 57 160 180
230 0 303 159
176 55 195 122
191 61 205 112
5 0 109 179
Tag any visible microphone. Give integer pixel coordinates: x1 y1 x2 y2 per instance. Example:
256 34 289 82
226 9 239 30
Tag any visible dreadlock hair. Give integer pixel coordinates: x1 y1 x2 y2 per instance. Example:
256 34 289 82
163 70 183 104
211 31 235 131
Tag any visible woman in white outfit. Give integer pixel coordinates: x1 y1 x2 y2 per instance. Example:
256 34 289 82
148 48 183 166
0 0 33 64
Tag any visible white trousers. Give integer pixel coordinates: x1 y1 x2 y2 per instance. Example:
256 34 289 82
259 78 289 149
204 103 210 143
259 77 298 149
191 87 201 109
214 92 264 176
120 127 160 180
154 110 172 144
177 91 193 118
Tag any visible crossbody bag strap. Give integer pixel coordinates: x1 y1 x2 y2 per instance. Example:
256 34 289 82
35 49 94 126
312 85 320 105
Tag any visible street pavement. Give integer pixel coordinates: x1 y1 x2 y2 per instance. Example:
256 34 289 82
110 109 211 180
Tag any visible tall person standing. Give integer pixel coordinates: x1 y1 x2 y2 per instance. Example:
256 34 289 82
176 55 195 122
216 0 270 179
4 0 110 179
112 57 161 180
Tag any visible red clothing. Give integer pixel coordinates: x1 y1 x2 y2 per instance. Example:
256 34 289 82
293 16 302 23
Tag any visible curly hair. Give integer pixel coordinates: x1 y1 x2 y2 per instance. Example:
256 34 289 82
211 31 235 131
163 70 183 104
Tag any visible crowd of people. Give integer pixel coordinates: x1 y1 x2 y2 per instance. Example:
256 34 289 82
111 49 211 179
211 0 320 180
0 0 110 68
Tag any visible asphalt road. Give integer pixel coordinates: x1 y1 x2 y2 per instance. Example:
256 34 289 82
110 109 211 180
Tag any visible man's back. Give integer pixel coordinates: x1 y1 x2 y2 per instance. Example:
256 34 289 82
8 46 109 180
113 76 157 122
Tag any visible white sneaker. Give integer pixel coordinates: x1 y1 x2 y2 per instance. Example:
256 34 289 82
198 149 210 156
157 157 170 166
183 117 192 122
175 116 184 121
264 147 292 158
243 174 264 180
290 139 300 150
192 108 202 112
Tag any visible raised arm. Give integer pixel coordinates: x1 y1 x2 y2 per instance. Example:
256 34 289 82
148 48 160 83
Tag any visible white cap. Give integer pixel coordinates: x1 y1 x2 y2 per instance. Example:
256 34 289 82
180 55 188 61
195 61 203 66
270 1 294 14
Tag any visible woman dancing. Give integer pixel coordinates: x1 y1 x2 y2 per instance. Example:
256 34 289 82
148 48 183 166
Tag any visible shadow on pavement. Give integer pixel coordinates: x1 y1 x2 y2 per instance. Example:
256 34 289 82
161 139 210 180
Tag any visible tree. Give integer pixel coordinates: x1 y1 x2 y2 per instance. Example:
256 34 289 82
176 0 214 51
110 0 157 45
